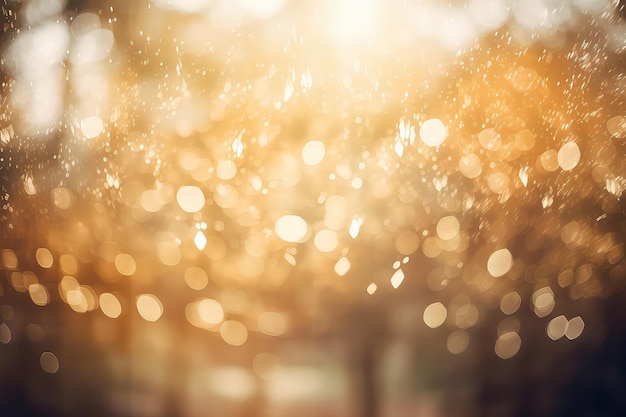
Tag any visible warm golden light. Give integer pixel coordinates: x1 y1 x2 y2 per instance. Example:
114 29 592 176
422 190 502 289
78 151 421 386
557 141 581 171
198 298 224 325
28 283 50 306
220 320 248 346
495 331 521 359
176 186 206 213
99 293 122 319
114 253 136 276
275 215 308 243
420 118 448 147
423 302 447 329
80 116 103 139
333 256 351 277
184 266 209 290
301 141 326 166
136 294 163 322
328 0 380 43
390 269 405 289
35 248 54 269
436 216 460 241
487 249 513 278
0 0 623 414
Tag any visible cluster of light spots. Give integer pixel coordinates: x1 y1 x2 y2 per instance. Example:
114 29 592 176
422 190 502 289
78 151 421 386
547 315 585 340
394 117 416 157
176 186 205 213
419 118 448 147
275 215 308 243
301 141 326 166
0 0 622 382
99 293 122 319
59 276 98 313
423 302 447 328
487 248 513 277
40 352 59 374
136 294 163 322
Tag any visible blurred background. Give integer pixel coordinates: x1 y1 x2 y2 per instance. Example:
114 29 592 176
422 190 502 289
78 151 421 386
1 0 626 416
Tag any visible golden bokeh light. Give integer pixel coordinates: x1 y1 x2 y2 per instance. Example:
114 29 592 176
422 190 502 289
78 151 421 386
220 320 248 346
447 330 470 355
301 141 326 166
258 312 288 336
423 302 447 329
99 293 122 319
487 249 513 278
184 266 209 290
176 186 206 213
40 352 60 374
198 298 225 325
80 115 103 139
114 253 136 276
419 118 448 147
495 331 521 359
333 257 351 277
0 0 624 415
275 215 308 243
28 283 50 307
35 248 54 269
136 294 163 322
